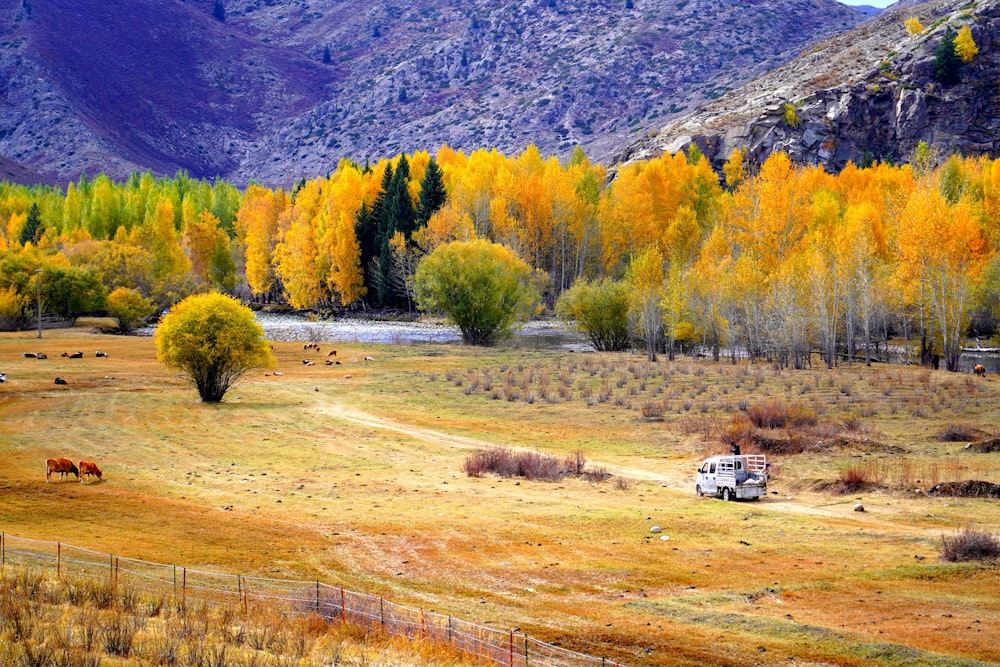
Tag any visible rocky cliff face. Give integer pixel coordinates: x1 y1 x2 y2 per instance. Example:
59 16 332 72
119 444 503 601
0 0 865 186
621 0 1000 172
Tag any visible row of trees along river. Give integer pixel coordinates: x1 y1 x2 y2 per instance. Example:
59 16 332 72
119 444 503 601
1 143 998 370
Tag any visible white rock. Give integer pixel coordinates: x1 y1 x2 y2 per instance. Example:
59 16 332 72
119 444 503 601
853 504 865 512
650 526 662 534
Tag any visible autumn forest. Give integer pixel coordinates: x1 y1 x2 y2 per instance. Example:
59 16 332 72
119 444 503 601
1 143 997 372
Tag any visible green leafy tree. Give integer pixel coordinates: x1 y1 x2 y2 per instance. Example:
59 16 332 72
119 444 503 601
934 27 962 84
555 277 631 351
42 266 107 317
107 287 154 332
155 293 275 402
414 239 539 346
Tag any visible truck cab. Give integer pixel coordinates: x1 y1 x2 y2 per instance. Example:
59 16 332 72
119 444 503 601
696 454 768 501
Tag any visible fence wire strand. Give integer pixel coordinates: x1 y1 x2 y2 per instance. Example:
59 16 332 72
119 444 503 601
0 533 624 667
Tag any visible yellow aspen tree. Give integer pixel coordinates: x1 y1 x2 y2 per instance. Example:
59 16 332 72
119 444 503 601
904 17 923 35
955 25 978 62
449 148 505 237
625 245 665 361
770 250 813 368
318 163 369 306
977 157 1000 248
686 226 731 361
236 185 289 300
138 198 191 282
929 197 988 370
597 162 653 274
723 148 745 189
842 201 890 366
184 210 224 284
274 207 323 308
6 212 25 246
417 204 476 252
807 189 847 368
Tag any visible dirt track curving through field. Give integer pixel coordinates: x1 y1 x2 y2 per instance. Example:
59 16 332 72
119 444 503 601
310 398 933 526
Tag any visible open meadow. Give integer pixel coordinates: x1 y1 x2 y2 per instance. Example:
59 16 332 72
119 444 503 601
1 326 999 666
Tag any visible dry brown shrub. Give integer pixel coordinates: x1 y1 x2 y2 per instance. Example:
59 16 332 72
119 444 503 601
746 400 816 429
937 424 985 442
940 527 1000 562
641 400 664 420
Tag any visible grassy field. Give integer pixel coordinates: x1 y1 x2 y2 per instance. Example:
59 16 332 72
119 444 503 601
1 327 999 666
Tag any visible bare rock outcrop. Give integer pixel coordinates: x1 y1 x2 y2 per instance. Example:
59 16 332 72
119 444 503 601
621 0 1000 172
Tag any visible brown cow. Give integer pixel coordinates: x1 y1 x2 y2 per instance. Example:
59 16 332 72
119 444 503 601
79 460 103 483
974 364 987 377
46 458 79 482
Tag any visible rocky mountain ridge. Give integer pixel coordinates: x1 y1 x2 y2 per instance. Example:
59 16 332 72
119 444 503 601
0 0 866 186
621 0 1000 172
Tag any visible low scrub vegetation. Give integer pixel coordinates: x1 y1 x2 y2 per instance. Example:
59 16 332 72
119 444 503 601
940 527 1000 562
936 423 983 442
463 447 612 483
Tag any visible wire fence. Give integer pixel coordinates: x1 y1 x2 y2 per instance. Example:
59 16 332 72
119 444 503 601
0 533 626 667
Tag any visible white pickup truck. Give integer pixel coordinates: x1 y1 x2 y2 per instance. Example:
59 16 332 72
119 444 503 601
695 454 768 501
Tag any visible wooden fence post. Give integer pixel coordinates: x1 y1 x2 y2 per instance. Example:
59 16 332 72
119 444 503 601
315 580 320 614
509 630 514 667
340 587 346 625
182 567 187 608
57 542 61 576
380 597 385 628
524 632 528 665
447 615 452 644
173 565 177 604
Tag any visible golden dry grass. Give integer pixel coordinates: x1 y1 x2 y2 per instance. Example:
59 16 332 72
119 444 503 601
2 328 1000 666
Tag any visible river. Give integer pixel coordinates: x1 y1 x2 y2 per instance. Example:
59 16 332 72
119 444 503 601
214 313 593 351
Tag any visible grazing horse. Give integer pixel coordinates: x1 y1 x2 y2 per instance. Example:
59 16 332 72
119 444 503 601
95 351 108 358
974 364 987 377
54 377 68 385
79 460 103 482
46 458 79 482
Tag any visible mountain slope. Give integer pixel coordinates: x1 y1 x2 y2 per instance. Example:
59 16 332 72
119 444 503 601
621 0 1000 172
0 0 866 185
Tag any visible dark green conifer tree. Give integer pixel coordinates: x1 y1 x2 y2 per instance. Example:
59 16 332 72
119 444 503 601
416 158 447 227
212 0 226 22
322 45 331 64
934 27 961 85
376 156 415 305
19 202 43 245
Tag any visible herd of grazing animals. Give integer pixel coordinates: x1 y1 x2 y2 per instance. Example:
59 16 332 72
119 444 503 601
10 340 369 485
45 458 103 483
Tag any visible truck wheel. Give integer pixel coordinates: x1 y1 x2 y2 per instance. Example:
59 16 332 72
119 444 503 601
722 487 733 502
696 485 704 497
